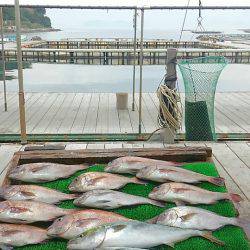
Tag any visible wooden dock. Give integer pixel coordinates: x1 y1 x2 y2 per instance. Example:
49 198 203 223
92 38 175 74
0 92 250 136
0 141 249 219
4 48 250 65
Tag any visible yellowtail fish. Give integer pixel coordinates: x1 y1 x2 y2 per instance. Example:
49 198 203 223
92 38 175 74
67 221 224 249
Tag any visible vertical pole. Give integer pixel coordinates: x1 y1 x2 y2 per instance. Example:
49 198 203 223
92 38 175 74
0 7 7 111
138 8 144 134
15 0 27 144
132 8 137 111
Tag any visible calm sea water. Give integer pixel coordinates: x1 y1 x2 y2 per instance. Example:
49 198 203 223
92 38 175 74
2 63 250 93
2 9 250 93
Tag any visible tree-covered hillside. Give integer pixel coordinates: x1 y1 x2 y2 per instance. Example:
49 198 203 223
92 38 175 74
3 7 51 29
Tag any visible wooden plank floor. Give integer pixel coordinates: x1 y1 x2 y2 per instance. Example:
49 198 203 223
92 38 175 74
0 141 249 218
0 92 250 134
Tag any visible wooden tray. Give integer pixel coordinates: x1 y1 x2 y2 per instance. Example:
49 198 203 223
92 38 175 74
2 146 212 186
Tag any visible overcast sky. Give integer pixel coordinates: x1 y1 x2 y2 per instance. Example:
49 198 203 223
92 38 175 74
1 0 250 7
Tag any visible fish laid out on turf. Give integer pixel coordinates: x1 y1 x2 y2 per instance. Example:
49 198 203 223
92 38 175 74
47 209 131 239
67 221 224 249
68 172 145 192
148 182 243 206
73 190 165 209
136 165 225 186
8 162 89 183
0 200 77 224
148 206 250 239
0 185 78 204
105 156 183 174
0 224 49 249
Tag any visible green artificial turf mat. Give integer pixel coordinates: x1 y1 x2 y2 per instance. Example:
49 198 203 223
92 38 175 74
15 162 249 250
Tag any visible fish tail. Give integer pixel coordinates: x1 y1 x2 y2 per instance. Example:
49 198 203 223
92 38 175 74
208 177 225 186
148 199 166 208
201 231 225 246
0 187 4 198
229 193 243 203
63 208 79 214
67 193 81 199
130 177 147 185
146 216 159 224
236 217 250 239
78 164 89 170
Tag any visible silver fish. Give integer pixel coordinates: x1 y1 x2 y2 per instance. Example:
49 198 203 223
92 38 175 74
73 190 165 209
148 206 250 239
0 223 49 248
136 165 225 186
47 209 131 239
0 200 77 224
68 172 145 192
148 182 243 206
105 156 182 174
0 185 78 204
8 162 89 183
67 221 224 249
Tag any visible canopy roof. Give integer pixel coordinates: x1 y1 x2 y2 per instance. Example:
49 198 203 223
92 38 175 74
1 0 250 9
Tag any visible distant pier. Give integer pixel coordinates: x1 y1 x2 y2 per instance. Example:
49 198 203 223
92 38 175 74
2 39 250 65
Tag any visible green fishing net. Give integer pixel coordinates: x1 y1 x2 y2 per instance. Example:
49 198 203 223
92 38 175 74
178 56 227 141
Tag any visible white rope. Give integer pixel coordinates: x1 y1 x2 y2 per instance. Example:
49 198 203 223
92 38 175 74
157 84 183 131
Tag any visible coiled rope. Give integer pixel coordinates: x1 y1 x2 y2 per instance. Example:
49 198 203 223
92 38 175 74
157 84 182 131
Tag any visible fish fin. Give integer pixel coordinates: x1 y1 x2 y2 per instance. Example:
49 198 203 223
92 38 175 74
31 166 47 172
68 193 81 199
9 206 30 214
90 176 108 185
112 224 127 233
76 218 101 228
208 177 225 186
165 242 175 248
172 188 191 194
130 177 147 185
236 217 250 239
159 169 178 174
20 191 36 197
1 230 22 237
149 199 166 208
229 193 243 203
201 231 224 246
0 245 13 250
174 200 186 206
180 213 196 222
146 216 158 224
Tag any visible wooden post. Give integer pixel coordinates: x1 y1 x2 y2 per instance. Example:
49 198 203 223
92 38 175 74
0 7 7 111
161 48 178 143
132 8 137 111
138 9 144 134
15 0 27 144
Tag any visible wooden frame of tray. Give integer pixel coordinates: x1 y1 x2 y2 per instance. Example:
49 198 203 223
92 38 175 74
1 146 212 186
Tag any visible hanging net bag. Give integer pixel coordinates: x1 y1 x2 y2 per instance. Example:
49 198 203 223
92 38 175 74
178 56 227 141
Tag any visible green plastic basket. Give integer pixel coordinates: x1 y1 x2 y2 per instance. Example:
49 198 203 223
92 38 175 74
178 56 228 141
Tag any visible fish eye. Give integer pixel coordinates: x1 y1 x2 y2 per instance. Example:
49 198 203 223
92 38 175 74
58 218 62 221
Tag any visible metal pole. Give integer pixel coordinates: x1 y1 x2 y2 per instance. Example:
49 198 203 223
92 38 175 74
0 7 7 111
138 8 144 134
132 8 137 111
15 0 27 144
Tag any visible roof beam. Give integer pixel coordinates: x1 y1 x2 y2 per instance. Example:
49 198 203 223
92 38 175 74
1 4 250 10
